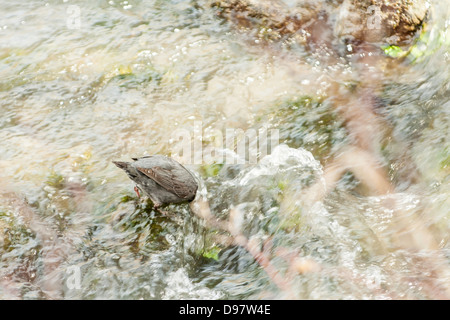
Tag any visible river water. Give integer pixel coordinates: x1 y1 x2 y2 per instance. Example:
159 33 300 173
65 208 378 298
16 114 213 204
0 0 449 299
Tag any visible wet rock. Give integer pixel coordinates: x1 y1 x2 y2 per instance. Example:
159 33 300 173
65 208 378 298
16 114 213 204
335 0 429 45
211 0 428 46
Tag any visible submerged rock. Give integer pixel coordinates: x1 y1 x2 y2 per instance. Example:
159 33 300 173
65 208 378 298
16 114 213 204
334 0 429 45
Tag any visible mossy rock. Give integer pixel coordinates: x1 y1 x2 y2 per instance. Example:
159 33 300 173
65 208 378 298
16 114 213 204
200 163 224 178
106 196 188 253
108 67 162 89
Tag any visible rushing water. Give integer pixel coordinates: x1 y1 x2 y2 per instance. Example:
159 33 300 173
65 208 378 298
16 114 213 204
0 0 449 299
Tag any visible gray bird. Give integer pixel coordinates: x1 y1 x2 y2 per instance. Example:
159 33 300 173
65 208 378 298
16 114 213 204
113 155 198 208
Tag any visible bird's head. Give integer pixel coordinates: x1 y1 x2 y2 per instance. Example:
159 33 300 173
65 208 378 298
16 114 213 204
112 161 140 183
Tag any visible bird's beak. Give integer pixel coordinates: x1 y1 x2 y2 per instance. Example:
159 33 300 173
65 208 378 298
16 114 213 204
112 161 128 169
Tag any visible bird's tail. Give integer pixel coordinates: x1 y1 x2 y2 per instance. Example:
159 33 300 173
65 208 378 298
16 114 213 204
112 161 129 169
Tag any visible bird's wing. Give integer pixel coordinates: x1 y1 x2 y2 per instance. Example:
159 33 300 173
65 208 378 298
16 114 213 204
136 166 197 199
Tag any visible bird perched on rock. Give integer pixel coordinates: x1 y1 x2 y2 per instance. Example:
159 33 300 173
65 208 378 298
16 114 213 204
113 155 198 208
